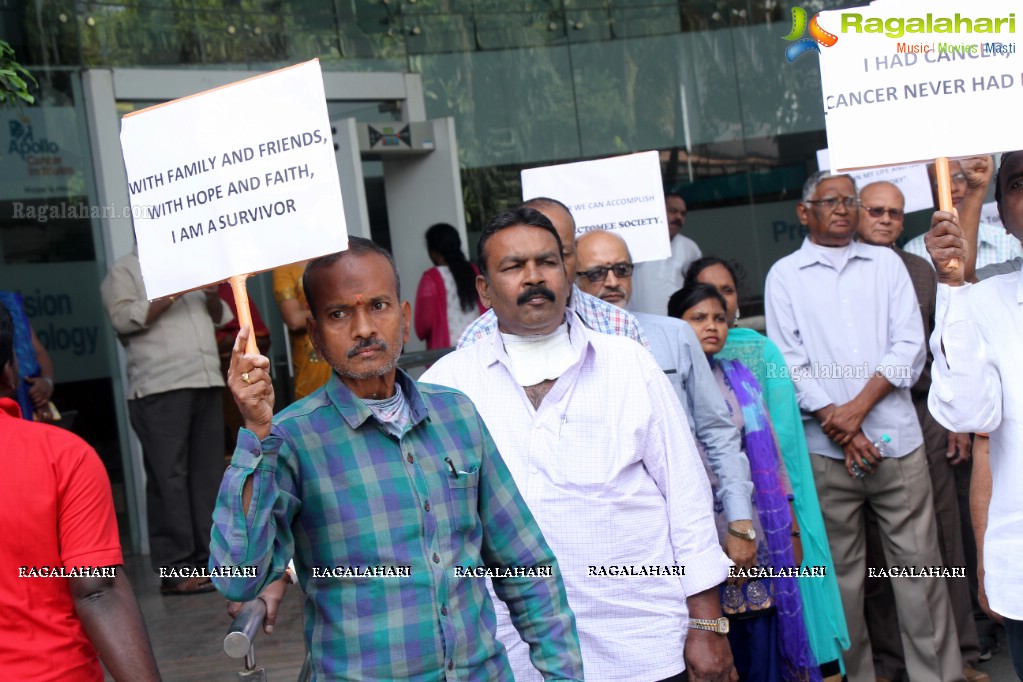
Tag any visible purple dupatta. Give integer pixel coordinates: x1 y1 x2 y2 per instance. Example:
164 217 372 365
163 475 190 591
718 356 821 682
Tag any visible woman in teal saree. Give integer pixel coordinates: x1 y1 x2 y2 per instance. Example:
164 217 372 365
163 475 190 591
687 257 850 681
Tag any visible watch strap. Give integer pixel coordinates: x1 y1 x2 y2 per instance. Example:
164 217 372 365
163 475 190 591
689 617 728 634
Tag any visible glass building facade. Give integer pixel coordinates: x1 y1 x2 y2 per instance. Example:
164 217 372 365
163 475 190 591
3 0 933 548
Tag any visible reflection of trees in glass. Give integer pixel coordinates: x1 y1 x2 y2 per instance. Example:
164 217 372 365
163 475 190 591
0 40 36 107
461 164 526 235
416 47 578 170
730 23 824 138
73 0 296 66
572 36 679 159
19 0 412 69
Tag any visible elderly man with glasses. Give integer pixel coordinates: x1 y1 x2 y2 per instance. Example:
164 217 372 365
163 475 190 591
765 171 961 682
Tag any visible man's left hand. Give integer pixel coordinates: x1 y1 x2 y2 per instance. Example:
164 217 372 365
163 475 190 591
227 572 291 635
961 155 994 193
684 629 737 682
724 519 755 584
947 432 972 465
843 432 880 478
25 375 53 407
820 400 866 445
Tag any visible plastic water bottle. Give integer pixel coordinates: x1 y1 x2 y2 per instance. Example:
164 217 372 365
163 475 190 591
850 433 891 479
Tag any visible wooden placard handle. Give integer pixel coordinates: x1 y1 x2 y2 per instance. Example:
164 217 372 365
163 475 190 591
934 156 961 273
230 274 259 355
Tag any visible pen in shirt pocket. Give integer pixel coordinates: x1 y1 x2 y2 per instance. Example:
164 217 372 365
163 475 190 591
444 457 475 478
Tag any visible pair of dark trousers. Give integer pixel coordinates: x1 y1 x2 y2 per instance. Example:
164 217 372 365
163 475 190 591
129 387 224 578
865 400 980 677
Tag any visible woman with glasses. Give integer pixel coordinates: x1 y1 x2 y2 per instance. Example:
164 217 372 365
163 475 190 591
669 280 819 682
685 257 850 682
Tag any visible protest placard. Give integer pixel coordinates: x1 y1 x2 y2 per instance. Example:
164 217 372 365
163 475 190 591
816 148 933 212
520 151 671 263
120 60 347 303
815 0 1023 172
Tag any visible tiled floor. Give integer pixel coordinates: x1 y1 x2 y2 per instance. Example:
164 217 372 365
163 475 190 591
109 553 1018 681
106 555 307 682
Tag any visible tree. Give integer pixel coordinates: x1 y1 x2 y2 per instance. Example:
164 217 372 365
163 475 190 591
0 39 36 107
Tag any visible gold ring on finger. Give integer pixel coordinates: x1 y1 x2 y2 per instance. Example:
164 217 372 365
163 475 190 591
241 372 252 384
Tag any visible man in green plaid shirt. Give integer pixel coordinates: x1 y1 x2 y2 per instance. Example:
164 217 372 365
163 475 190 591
210 237 583 681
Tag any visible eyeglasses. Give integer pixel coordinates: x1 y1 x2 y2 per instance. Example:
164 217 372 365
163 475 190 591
930 173 967 190
576 262 634 283
863 206 905 219
806 196 860 211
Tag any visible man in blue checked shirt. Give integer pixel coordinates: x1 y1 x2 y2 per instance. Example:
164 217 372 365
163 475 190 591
209 236 583 681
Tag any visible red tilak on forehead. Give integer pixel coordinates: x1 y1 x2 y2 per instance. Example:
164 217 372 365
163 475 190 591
354 294 363 305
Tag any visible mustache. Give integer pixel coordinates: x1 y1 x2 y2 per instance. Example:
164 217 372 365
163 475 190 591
346 337 388 358
516 285 556 306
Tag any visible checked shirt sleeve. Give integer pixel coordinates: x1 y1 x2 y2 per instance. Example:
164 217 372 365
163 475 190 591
209 427 301 601
474 413 584 681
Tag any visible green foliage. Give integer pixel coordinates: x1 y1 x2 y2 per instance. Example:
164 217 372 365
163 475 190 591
0 40 36 107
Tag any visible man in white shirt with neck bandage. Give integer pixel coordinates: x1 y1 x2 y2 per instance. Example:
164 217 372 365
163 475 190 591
422 206 734 682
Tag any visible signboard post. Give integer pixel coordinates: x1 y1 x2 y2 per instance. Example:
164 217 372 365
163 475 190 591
120 59 347 353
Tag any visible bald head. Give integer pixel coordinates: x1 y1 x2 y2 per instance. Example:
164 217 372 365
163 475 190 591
522 197 577 275
575 230 633 308
858 181 905 247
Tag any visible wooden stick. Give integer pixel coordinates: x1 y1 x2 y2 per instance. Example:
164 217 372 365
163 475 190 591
934 156 961 272
230 274 259 355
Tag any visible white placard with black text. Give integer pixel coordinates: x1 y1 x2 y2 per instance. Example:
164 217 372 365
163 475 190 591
120 59 347 300
521 151 671 263
816 1 1023 171
816 148 934 212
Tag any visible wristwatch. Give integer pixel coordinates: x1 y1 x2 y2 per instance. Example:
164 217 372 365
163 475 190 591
727 524 757 542
689 617 730 635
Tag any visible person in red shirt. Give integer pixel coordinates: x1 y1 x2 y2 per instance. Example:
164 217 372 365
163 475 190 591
414 223 485 349
0 304 161 681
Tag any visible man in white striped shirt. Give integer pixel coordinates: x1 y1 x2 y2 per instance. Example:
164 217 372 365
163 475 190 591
422 206 735 682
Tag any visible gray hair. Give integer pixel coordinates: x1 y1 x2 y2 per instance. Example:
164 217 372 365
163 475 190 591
802 170 857 203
